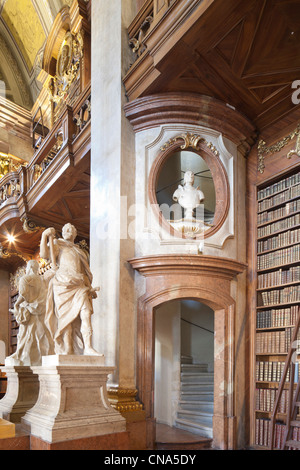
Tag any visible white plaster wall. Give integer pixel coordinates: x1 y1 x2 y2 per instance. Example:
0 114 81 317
154 301 181 426
181 300 215 372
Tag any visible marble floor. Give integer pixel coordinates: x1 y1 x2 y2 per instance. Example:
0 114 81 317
155 423 212 450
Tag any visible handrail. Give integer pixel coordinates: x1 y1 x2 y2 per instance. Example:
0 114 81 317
270 306 300 449
181 318 214 335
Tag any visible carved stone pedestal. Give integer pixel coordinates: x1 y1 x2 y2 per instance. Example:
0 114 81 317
0 366 39 423
21 355 127 443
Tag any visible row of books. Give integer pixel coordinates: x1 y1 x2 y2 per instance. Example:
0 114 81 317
255 418 286 449
257 213 300 239
256 361 300 383
256 387 293 414
256 306 299 328
260 285 300 307
257 266 300 289
257 199 300 226
258 227 300 254
256 328 300 354
257 243 300 270
258 183 300 213
257 171 300 201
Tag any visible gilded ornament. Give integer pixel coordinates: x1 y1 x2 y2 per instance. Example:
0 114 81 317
107 387 144 413
50 30 84 123
160 132 220 156
0 245 28 262
258 124 300 173
21 216 45 234
0 153 26 179
287 132 300 159
0 244 10 259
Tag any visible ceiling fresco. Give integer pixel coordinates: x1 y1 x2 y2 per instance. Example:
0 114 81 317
0 0 71 108
1 0 46 71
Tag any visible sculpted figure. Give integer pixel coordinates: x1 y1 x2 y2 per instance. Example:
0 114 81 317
40 223 99 356
173 170 205 220
7 260 53 366
58 44 70 77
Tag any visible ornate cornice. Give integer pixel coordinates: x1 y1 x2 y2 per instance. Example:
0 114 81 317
124 93 256 154
128 254 246 280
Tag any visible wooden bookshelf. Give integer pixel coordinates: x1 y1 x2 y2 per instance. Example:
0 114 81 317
8 288 19 356
254 169 300 449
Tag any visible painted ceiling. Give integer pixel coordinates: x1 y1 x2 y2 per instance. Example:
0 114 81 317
0 0 72 108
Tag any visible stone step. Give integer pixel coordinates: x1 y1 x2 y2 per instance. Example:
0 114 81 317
181 383 214 392
181 373 214 384
179 400 214 413
177 409 213 426
181 364 208 373
181 355 193 365
180 391 214 401
175 418 213 439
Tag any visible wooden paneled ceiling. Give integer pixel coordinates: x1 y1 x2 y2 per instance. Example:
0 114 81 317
128 0 300 134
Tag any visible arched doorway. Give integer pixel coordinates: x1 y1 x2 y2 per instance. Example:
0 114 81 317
129 254 246 450
154 299 214 437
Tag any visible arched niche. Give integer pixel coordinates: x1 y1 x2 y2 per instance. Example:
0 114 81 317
148 136 230 239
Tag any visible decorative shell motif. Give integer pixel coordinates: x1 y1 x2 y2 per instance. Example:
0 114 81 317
160 132 220 156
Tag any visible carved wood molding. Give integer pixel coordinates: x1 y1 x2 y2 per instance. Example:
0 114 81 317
0 97 32 143
42 6 71 76
124 93 256 153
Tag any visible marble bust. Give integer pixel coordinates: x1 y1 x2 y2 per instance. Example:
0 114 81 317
40 223 100 356
173 170 205 220
6 260 53 366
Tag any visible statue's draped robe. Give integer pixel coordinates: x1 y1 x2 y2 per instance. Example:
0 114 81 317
9 273 52 366
44 239 93 354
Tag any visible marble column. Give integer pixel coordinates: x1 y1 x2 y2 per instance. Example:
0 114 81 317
90 0 136 391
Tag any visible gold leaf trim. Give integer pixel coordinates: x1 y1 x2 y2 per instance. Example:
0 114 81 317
107 387 144 413
258 124 300 174
160 132 220 156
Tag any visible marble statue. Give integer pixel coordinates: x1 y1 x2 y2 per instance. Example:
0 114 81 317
172 170 205 220
6 260 53 366
40 223 100 356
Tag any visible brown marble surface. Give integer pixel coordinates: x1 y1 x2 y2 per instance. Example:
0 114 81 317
30 431 130 451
